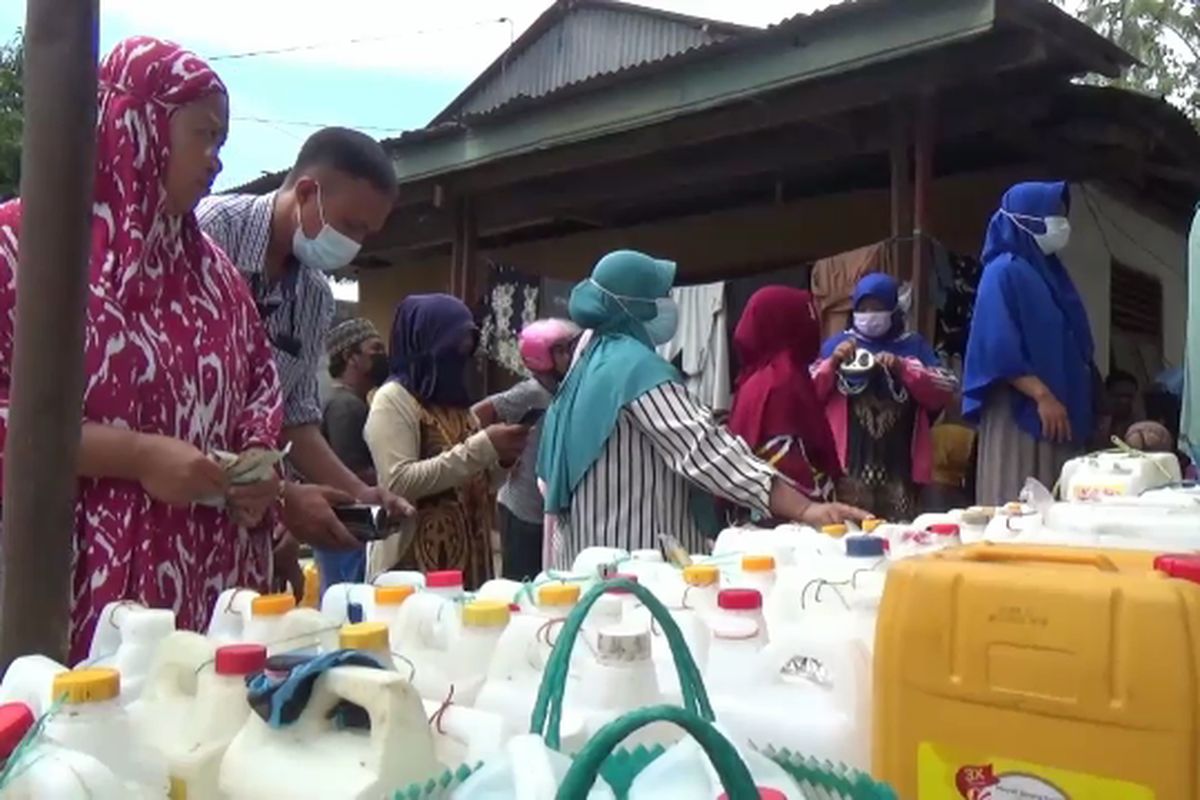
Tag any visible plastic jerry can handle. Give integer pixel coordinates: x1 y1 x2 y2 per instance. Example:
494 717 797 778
958 545 1117 572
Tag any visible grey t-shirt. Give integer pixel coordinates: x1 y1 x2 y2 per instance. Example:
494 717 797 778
490 379 552 523
321 385 374 478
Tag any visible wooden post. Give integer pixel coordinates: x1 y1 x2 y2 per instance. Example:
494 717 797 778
911 93 936 341
0 1 98 667
889 102 913 282
450 197 477 302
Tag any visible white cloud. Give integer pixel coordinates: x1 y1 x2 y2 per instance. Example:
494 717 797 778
102 0 836 79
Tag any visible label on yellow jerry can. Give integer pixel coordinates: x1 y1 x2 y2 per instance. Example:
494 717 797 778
917 743 1155 799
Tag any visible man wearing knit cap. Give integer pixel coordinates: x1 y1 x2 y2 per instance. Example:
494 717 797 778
316 317 388 586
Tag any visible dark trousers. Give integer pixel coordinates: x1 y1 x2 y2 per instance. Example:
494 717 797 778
498 504 543 581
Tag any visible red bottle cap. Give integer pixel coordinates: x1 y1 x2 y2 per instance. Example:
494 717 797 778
718 789 786 800
606 574 640 594
425 570 464 589
215 644 268 676
0 703 34 759
927 523 960 537
717 588 763 611
1154 554 1200 584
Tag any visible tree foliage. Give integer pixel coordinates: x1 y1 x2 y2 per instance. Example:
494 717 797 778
1057 0 1199 124
0 32 22 199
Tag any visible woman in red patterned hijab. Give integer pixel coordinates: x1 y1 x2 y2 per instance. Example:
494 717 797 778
0 37 282 660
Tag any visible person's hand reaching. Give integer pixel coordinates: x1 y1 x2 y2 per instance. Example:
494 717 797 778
799 501 872 528
486 424 530 465
874 352 901 375
280 483 360 550
356 485 415 522
135 434 227 506
226 473 281 528
832 340 857 365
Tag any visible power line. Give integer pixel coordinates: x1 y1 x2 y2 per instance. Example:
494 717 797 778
206 17 511 62
231 115 406 134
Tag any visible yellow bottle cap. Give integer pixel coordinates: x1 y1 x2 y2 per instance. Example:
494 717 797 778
742 554 776 572
462 600 511 628
375 585 416 606
683 564 719 587
822 524 848 537
251 593 296 617
52 668 120 705
537 583 581 607
862 518 883 533
339 622 390 652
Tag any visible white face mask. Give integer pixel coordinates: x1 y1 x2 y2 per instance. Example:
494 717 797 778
589 279 678 345
1035 216 1071 255
853 310 892 338
292 184 362 272
1004 210 1071 256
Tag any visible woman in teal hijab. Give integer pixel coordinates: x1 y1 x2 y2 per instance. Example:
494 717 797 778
537 250 867 568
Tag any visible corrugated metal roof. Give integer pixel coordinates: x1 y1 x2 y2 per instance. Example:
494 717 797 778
432 0 750 124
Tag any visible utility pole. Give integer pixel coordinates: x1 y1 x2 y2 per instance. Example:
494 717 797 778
0 0 98 667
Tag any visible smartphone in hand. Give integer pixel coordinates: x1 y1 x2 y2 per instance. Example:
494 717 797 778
332 504 391 542
519 408 546 426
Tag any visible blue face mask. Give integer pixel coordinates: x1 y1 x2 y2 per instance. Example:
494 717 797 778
643 297 678 345
292 184 361 273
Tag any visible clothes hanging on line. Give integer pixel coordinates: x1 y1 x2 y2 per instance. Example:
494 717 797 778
478 263 539 376
810 241 898 339
657 281 731 411
933 247 982 368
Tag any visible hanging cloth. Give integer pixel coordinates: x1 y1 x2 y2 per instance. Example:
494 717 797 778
1182 205 1200 463
810 241 898 339
657 282 731 411
478 263 539 376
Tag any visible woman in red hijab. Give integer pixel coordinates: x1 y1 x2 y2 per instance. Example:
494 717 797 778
0 37 282 660
729 287 842 504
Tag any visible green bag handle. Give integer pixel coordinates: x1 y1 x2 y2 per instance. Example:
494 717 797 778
556 704 760 800
529 578 715 749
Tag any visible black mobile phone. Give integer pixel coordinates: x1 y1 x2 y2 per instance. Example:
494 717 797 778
333 504 390 542
519 408 545 426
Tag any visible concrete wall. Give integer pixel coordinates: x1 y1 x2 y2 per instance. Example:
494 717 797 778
358 167 1189 380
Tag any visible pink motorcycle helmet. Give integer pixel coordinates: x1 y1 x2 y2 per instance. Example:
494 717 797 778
519 318 581 373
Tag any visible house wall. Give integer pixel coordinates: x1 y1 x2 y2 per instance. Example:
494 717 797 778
358 168 1189 379
1062 181 1189 378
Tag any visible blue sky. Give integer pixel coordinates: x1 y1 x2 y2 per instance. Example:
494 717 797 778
1 0 818 191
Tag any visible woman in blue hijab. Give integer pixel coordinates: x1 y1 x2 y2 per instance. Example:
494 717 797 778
814 273 957 520
964 181 1094 505
537 250 866 568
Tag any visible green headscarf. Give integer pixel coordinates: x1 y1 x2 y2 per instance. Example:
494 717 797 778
537 250 680 514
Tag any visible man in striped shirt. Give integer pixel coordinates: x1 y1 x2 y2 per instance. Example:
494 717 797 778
198 127 410 551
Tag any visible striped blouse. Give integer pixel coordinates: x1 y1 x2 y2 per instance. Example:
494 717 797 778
554 381 775 569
